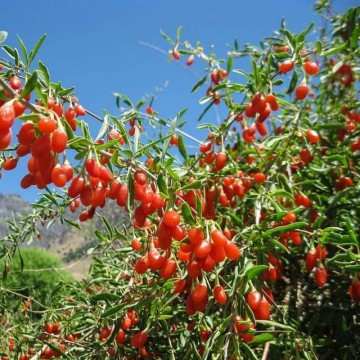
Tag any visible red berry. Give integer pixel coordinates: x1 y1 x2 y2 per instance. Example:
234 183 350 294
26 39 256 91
172 49 181 60
224 241 241 260
131 330 148 348
186 54 195 66
253 298 271 320
234 317 255 343
282 211 297 224
163 210 180 228
214 285 227 304
305 248 317 271
295 83 309 100
278 60 294 74
211 229 227 247
0 104 16 131
74 104 86 116
115 329 126 344
304 60 319 76
192 283 208 303
10 76 21 89
51 129 68 153
0 128 12 150
306 129 320 144
194 240 211 259
215 151 227 170
253 172 266 184
38 118 57 134
246 290 262 311
314 266 327 287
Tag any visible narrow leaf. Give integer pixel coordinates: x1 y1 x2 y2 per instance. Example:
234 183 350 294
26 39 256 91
227 54 233 74
160 29 175 46
18 71 38 100
198 102 213 122
181 202 195 226
182 180 201 191
176 26 182 42
191 75 208 93
321 42 347 56
250 333 274 344
245 265 268 280
286 70 298 94
38 60 50 85
157 173 168 195
177 134 187 161
29 34 47 66
263 222 308 238
96 114 109 141
17 35 29 66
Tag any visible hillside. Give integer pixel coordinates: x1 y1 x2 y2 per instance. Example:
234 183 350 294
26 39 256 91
0 193 127 279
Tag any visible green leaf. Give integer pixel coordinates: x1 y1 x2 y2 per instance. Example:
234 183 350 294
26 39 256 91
133 125 141 153
271 239 290 253
276 97 298 110
19 113 41 122
44 342 68 358
272 78 284 86
233 69 253 80
135 98 146 109
298 23 314 42
176 26 182 42
109 113 130 147
315 40 322 54
191 75 208 93
157 173 168 195
95 114 109 141
277 173 293 193
257 320 295 332
250 333 274 344
241 342 258 360
57 86 75 96
90 293 121 302
182 180 201 191
160 29 175 46
2 45 16 59
113 92 134 108
28 34 47 66
280 28 296 48
245 265 268 280
158 314 173 320
18 71 38 100
262 222 308 238
251 59 259 86
286 70 298 94
38 60 50 85
101 303 129 318
198 101 213 122
177 134 187 161
344 264 360 271
17 35 29 66
227 54 233 74
181 202 195 226
321 42 347 56
0 31 8 44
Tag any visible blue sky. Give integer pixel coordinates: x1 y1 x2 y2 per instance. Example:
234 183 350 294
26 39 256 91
0 0 358 202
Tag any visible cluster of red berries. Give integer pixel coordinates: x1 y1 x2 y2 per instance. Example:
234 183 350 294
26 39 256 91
305 245 328 287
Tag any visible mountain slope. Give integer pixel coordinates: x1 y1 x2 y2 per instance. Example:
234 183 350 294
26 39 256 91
0 193 127 279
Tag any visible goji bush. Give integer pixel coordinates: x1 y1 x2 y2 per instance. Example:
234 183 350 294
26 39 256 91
0 2 359 359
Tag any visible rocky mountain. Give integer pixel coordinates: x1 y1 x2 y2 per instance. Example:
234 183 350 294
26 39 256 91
0 193 127 279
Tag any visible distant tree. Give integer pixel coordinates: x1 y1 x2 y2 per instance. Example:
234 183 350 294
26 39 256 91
0 248 74 307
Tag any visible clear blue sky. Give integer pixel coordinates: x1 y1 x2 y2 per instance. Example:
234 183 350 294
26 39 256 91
0 0 357 202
